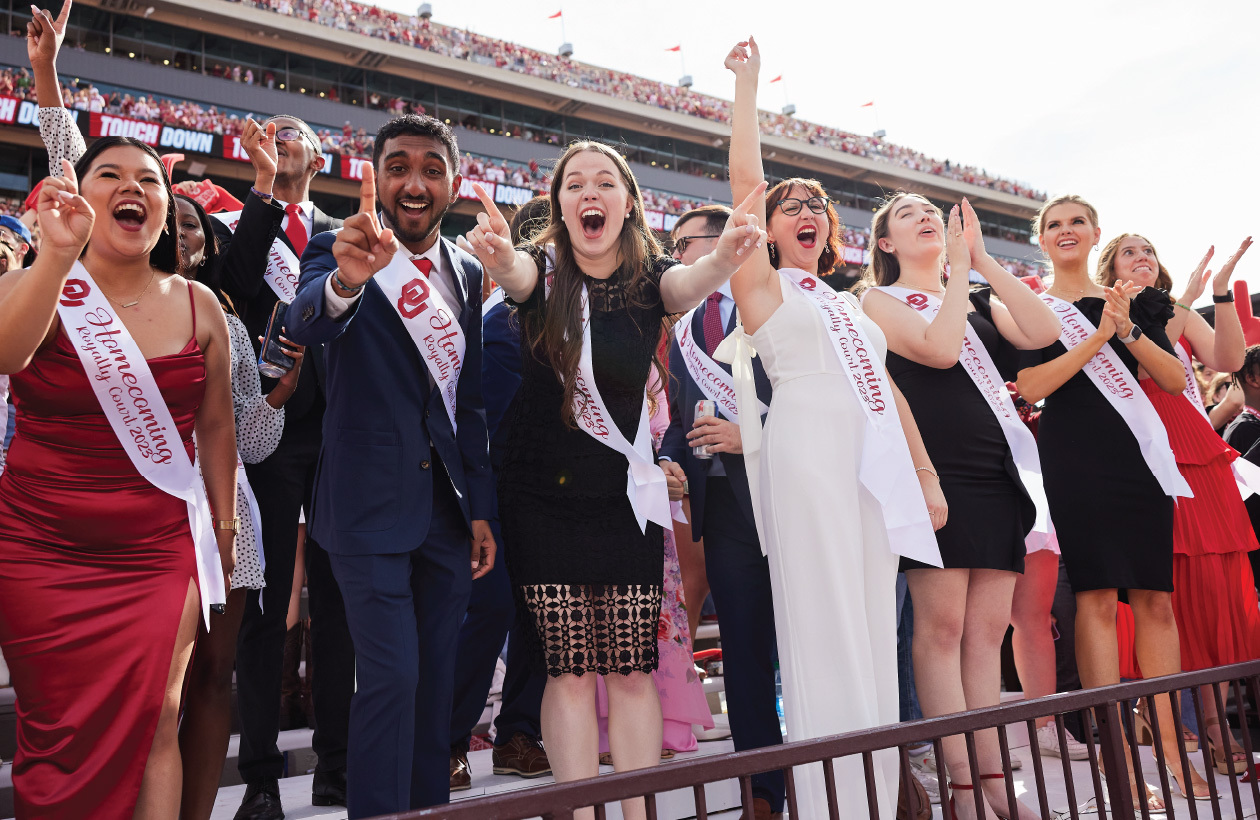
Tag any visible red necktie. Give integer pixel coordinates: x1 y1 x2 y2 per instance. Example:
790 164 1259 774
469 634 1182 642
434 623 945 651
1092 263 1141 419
411 257 433 277
703 291 725 357
283 203 308 257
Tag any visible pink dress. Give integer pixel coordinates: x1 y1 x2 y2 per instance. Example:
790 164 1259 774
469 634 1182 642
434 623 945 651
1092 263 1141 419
596 371 714 752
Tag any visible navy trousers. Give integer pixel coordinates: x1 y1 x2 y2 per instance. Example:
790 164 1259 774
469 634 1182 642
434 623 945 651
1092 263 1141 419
329 475 471 818
450 519 545 749
702 478 785 812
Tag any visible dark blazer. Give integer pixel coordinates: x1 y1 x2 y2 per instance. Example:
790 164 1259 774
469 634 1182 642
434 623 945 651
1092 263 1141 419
659 302 773 540
213 192 340 420
286 231 496 556
481 296 522 476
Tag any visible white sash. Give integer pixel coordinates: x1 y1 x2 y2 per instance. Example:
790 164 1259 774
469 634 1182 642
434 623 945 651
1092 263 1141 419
1040 294 1192 499
57 264 226 625
211 210 300 304
374 253 466 433
873 286 1050 537
673 307 768 423
740 269 940 565
1174 339 1260 498
237 454 266 576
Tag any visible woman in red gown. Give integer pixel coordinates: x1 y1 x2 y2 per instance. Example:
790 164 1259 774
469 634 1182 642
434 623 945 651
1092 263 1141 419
0 138 237 818
1102 233 1259 778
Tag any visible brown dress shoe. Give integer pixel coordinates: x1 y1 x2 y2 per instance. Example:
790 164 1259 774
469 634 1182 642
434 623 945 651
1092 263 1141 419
738 797 784 820
450 750 471 791
491 733 552 778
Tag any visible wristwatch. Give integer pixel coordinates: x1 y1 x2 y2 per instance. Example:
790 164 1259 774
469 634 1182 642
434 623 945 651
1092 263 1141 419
215 519 241 534
1118 324 1143 345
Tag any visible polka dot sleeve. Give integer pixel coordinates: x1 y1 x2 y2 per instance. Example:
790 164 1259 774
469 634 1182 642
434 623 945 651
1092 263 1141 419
227 314 285 463
37 107 86 176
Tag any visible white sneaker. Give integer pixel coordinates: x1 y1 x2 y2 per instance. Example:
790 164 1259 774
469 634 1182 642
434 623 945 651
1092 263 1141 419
1007 748 1024 771
1037 718 1090 761
906 748 941 804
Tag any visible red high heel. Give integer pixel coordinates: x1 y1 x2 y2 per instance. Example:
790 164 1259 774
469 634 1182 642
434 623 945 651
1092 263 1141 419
948 774 1005 817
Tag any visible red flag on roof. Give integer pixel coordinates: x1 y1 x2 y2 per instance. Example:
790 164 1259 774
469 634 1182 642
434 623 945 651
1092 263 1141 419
666 45 681 52
769 75 783 83
548 10 562 18
861 101 875 107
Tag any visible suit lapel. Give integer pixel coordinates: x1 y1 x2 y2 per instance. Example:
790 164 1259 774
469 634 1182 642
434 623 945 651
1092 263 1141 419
439 238 470 319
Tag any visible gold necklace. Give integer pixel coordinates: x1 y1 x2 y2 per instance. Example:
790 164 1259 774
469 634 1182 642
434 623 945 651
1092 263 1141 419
100 270 157 309
897 281 945 296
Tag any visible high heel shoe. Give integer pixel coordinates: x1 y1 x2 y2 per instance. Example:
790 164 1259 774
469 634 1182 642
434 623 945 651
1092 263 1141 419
1132 704 1199 751
951 774 1027 820
1204 716 1251 776
1165 762 1212 800
1096 771 1166 814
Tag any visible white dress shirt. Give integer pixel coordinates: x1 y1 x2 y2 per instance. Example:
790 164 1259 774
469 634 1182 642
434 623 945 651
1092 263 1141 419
277 198 314 241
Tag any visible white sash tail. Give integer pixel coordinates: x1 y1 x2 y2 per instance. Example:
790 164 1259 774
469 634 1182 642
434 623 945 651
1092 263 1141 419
212 210 300 304
1040 294 1192 499
57 264 226 626
871 286 1050 537
374 253 466 434
1175 339 1260 498
673 307 768 423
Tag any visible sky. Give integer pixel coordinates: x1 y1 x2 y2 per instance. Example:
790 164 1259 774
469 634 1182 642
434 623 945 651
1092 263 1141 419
378 0 1260 302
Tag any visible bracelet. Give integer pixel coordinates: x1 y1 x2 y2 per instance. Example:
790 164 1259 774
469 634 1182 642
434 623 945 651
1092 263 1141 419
250 186 273 201
1213 291 1235 304
1174 301 1193 311
915 467 938 478
332 269 365 294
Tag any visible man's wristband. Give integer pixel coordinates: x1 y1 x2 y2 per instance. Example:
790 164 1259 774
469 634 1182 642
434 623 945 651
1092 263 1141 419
250 186 273 201
332 269 365 294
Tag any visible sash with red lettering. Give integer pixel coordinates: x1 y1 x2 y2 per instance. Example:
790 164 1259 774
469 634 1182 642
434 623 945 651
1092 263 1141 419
673 306 768 423
211 210 301 303
871 286 1051 536
1175 338 1260 498
1041 294 1192 498
373 252 465 432
57 264 227 625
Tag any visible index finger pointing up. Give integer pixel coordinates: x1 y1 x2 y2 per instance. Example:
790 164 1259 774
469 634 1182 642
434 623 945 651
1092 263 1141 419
731 180 769 219
471 182 508 232
359 162 379 224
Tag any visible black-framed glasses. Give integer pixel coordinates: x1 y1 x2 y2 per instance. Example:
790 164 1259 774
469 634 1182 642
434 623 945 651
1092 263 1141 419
274 126 316 149
775 196 832 216
673 234 722 254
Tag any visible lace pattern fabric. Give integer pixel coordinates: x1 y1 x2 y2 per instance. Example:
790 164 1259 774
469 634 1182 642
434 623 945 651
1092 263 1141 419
519 583 662 677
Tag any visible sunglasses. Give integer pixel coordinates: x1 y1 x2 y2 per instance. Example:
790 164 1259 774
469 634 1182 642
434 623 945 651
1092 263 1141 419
775 195 832 216
673 234 722 254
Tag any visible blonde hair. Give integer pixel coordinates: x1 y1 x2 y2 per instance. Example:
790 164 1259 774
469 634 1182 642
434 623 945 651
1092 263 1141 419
1033 194 1099 237
1096 233 1173 292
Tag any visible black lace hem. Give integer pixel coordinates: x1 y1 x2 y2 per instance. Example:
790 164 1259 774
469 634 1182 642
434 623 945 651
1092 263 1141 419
518 583 661 677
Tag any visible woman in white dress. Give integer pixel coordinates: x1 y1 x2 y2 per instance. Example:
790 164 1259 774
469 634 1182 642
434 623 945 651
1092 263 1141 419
722 38 945 818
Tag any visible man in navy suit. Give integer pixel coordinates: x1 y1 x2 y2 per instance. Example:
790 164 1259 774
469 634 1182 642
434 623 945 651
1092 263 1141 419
658 206 784 820
286 115 496 818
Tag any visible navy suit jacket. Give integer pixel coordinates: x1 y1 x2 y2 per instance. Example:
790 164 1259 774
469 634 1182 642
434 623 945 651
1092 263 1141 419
481 297 522 478
659 303 773 541
286 231 495 556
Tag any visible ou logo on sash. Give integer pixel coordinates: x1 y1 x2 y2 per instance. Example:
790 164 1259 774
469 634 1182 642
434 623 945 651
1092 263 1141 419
398 277 431 319
60 278 91 307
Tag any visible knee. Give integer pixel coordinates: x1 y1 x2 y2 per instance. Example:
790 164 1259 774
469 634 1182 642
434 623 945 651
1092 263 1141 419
1130 592 1177 629
187 649 236 695
913 604 965 648
1075 591 1117 626
546 672 597 702
603 670 657 699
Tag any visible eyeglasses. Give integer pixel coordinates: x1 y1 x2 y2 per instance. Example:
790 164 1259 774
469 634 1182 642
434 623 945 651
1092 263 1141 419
673 234 722 254
274 126 315 149
775 196 832 216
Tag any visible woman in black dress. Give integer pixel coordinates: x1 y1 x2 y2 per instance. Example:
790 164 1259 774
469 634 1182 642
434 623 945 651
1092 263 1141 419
458 141 765 820
1016 194 1210 804
862 195 1059 819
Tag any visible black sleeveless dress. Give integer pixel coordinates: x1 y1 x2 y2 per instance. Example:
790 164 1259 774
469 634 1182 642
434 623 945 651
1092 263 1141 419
1019 289 1176 593
887 289 1034 573
500 247 675 677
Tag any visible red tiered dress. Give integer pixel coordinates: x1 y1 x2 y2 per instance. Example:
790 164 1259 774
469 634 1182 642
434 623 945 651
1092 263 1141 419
0 312 204 818
1118 338 1260 679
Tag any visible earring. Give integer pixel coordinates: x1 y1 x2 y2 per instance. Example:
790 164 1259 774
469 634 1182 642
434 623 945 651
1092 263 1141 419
767 241 777 262
560 215 565 222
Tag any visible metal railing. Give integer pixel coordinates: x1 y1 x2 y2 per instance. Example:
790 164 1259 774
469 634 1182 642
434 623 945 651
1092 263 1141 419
386 660 1260 820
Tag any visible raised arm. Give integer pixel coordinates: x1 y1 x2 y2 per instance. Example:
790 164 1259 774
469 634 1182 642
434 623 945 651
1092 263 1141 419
457 183 539 302
29 0 86 174
1182 238 1251 373
658 181 766 313
723 37 779 333
0 162 92 374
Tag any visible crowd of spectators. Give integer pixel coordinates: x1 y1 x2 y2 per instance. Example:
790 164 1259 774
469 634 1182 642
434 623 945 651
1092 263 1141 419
229 0 1045 200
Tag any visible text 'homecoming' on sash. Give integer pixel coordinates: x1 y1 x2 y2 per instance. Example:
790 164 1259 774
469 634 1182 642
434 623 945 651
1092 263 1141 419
374 252 466 433
872 285 1050 535
211 210 300 304
778 269 941 566
1040 293 1192 499
56 264 226 625
673 306 768 423
1175 338 1260 498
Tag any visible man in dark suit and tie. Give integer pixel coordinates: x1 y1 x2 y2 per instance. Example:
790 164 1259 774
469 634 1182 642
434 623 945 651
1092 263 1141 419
214 114 354 820
286 114 496 818
658 206 785 820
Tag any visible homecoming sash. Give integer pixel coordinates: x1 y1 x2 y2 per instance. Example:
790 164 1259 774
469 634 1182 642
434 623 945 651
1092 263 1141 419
57 264 226 626
211 210 300 304
1040 294 1192 498
1174 339 1260 498
872 286 1050 537
673 307 768 423
374 252 466 433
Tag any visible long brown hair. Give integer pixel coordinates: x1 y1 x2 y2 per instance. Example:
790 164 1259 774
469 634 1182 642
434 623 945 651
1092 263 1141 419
524 141 668 427
1096 233 1173 292
860 192 943 289
765 178 842 275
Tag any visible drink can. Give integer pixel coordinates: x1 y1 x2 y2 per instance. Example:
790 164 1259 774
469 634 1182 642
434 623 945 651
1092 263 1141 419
693 399 716 460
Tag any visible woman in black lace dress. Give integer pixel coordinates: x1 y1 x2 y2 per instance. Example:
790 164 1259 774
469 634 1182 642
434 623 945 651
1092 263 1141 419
458 141 764 820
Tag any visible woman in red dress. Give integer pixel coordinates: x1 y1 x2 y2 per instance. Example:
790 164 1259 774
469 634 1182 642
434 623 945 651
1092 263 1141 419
0 138 237 818
1101 233 1258 778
